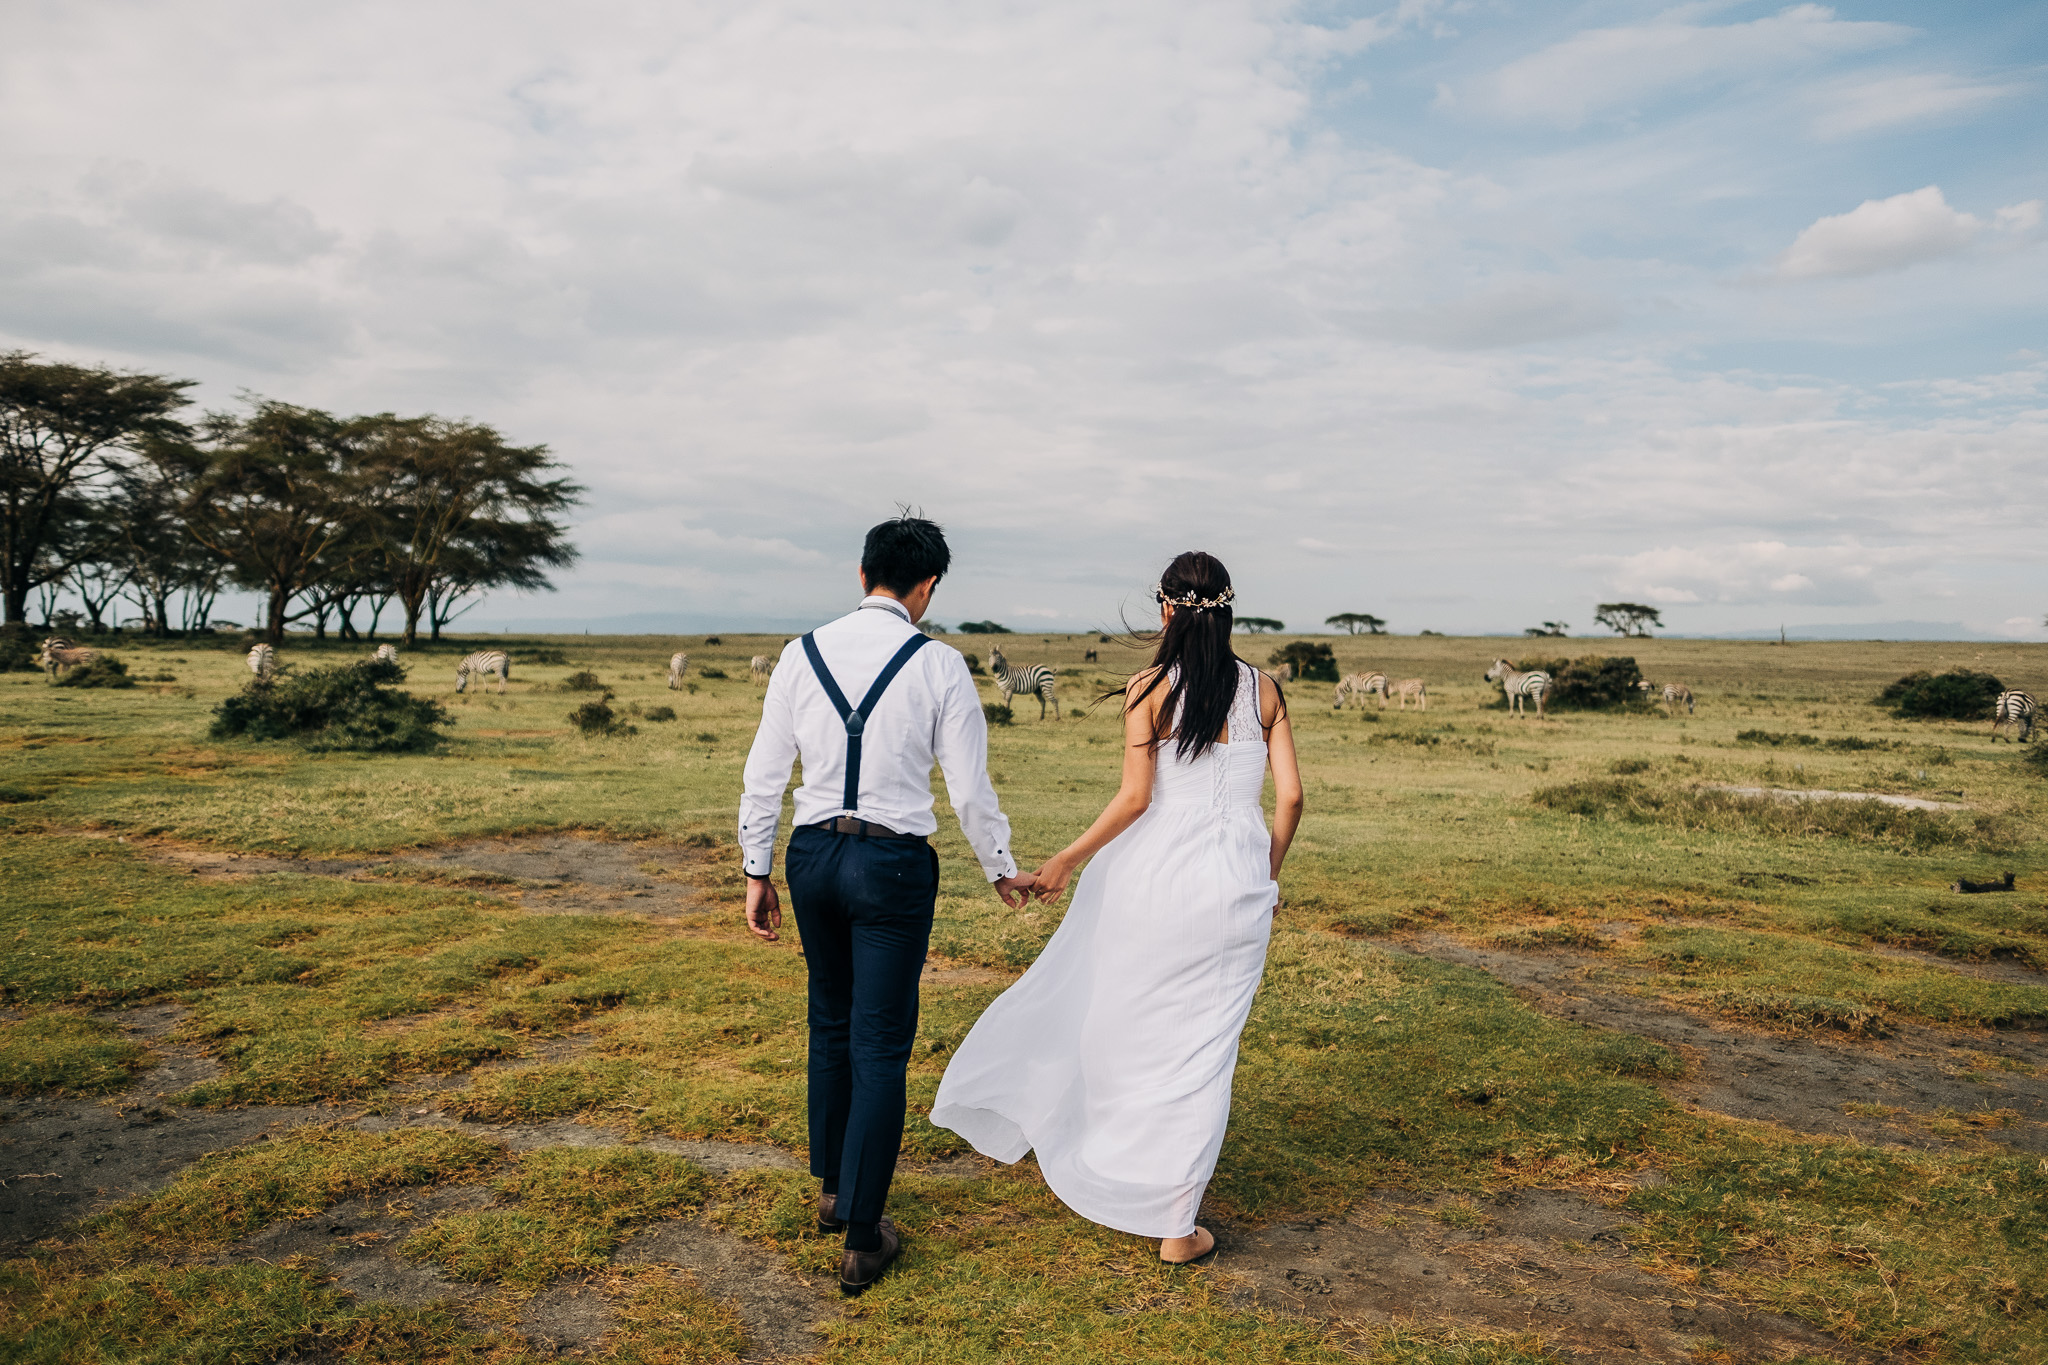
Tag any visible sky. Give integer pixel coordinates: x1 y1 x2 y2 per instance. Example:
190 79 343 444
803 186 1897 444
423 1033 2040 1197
3 0 2044 638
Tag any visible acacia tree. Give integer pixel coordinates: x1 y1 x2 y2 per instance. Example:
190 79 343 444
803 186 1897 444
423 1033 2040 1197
1594 602 1663 637
360 416 582 645
1524 620 1569 637
179 403 370 643
1235 616 1285 634
1326 612 1386 635
0 352 193 628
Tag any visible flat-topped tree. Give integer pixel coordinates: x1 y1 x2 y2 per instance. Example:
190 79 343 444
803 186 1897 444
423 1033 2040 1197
1235 616 1284 634
1594 603 1663 637
1325 612 1385 635
1524 620 1569 637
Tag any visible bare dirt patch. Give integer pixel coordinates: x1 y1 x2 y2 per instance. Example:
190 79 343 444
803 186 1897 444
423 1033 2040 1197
102 830 725 919
615 1217 835 1360
1220 1187 1863 1364
1397 935 2048 1154
1702 783 1967 811
0 1003 346 1254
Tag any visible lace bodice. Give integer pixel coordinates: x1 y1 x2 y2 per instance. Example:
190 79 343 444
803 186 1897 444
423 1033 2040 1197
1153 661 1269 814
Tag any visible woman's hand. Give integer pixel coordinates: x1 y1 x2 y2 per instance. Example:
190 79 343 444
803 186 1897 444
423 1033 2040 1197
1032 853 1076 902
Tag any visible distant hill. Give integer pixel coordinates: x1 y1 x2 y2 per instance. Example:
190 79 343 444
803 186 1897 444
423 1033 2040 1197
485 611 829 636
1694 621 2032 642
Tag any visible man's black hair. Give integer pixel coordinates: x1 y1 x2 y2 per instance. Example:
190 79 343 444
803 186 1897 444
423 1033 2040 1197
861 514 950 595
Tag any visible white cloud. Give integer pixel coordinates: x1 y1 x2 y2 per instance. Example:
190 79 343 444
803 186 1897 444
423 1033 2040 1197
1809 70 2024 138
1476 5 1908 129
1776 186 1980 278
1586 541 1933 607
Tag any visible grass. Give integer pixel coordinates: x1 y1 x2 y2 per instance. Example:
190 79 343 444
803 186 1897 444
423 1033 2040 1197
2 629 2046 1361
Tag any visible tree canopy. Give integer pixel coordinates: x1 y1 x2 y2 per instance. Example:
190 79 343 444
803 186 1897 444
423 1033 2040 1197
1326 612 1385 635
1235 616 1284 634
1524 620 1569 637
1593 602 1663 637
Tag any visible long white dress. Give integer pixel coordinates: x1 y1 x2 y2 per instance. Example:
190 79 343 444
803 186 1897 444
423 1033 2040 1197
930 662 1279 1238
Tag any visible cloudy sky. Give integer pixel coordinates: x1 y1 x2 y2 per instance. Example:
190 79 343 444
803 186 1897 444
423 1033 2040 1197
5 0 2044 637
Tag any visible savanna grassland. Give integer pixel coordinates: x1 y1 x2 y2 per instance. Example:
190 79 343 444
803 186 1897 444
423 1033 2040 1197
2 628 2046 1364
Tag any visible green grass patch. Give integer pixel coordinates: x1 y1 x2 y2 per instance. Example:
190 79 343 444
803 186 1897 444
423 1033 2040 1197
1531 777 1997 851
0 1011 153 1095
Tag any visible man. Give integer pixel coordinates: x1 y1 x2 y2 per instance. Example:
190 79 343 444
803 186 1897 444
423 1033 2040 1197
738 514 1035 1295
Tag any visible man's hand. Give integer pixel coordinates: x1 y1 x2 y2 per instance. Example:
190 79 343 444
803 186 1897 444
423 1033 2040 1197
745 876 783 941
993 871 1037 909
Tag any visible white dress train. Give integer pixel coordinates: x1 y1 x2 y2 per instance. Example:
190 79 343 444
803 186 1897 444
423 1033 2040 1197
930 661 1278 1238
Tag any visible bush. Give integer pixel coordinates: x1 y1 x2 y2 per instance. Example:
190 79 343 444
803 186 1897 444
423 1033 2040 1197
1736 729 1896 751
961 653 984 675
559 670 606 691
1877 669 2003 719
2026 745 2048 779
1509 654 1643 710
1267 641 1338 683
642 705 676 722
210 658 450 752
983 702 1013 725
958 621 1012 634
52 655 134 689
0 631 38 673
568 694 635 737
698 667 727 679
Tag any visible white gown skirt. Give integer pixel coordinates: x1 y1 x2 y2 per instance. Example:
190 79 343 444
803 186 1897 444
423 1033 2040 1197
931 799 1277 1238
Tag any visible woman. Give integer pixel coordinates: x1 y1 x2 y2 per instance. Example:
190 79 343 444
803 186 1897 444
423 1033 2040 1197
930 551 1304 1264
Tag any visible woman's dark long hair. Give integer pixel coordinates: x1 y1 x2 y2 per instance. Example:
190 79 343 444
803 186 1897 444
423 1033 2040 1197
1109 550 1280 761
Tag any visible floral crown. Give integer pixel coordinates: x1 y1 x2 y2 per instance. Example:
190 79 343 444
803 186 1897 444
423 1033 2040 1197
1154 583 1235 611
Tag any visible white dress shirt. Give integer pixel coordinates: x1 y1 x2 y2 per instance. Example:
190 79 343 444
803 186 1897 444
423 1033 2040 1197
739 596 1019 883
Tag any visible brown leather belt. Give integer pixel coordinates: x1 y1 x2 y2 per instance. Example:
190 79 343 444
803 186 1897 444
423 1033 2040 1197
814 816 924 841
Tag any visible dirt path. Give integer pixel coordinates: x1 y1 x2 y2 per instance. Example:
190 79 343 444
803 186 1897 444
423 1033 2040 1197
1219 1187 1860 1365
1398 934 2048 1154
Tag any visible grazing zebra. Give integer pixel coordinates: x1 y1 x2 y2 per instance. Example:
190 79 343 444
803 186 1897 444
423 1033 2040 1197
749 655 773 685
1661 682 1695 715
1389 678 1428 710
1485 658 1550 718
247 643 276 679
38 637 94 680
667 652 689 690
1333 672 1387 709
988 645 1059 720
455 650 510 694
371 644 398 665
1992 690 2036 742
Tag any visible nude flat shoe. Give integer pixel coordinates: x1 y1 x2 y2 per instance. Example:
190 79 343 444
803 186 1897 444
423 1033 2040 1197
1160 1226 1217 1266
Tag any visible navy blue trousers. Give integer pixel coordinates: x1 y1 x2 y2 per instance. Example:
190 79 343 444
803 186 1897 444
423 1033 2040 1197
784 823 938 1227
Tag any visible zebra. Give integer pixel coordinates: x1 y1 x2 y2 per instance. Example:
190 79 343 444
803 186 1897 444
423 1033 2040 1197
988 645 1059 720
39 637 94 680
1485 658 1550 718
455 650 510 694
371 644 398 665
1389 678 1428 710
1661 682 1695 715
1333 672 1386 709
1992 690 2036 742
1084 648 1098 663
247 643 276 680
667 652 689 690
749 655 773 685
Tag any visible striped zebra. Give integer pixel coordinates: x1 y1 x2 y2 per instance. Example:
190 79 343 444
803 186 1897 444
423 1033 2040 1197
1661 682 1695 715
667 652 689 690
38 637 94 681
1485 658 1550 718
988 645 1059 720
455 650 510 693
1992 690 2036 743
371 644 398 665
1333 672 1386 709
749 655 773 685
247 643 276 679
1389 678 1428 710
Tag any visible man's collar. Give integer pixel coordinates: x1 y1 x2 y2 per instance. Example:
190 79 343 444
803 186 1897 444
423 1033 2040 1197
858 595 914 624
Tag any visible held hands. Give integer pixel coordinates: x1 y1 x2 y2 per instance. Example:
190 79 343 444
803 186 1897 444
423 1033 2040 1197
993 871 1037 909
1029 854 1075 904
744 876 782 942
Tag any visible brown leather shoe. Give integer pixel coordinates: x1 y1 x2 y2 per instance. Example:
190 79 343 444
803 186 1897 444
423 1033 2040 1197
838 1219 900 1296
817 1190 845 1234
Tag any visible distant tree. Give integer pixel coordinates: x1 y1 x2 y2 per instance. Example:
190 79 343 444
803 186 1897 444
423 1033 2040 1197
1326 612 1385 635
1235 616 1284 634
1269 641 1338 682
1593 603 1663 637
1524 620 1569 637
1417 629 1444 636
957 620 1011 634
358 415 582 646
0 352 193 628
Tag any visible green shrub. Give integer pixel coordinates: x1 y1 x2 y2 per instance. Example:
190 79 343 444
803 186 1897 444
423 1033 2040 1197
1267 641 1338 682
0 630 39 673
983 702 1013 725
1510 654 1643 709
209 659 451 752
697 667 727 679
559 670 606 691
52 654 134 689
1736 729 1895 751
568 694 635 737
962 652 984 674
1877 668 2003 719
958 621 1012 634
642 705 676 722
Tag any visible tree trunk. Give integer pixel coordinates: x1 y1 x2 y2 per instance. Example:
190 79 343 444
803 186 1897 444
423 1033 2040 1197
402 594 423 647
266 587 289 643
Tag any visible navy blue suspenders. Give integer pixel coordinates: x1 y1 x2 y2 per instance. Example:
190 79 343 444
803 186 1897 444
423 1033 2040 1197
800 631 933 815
